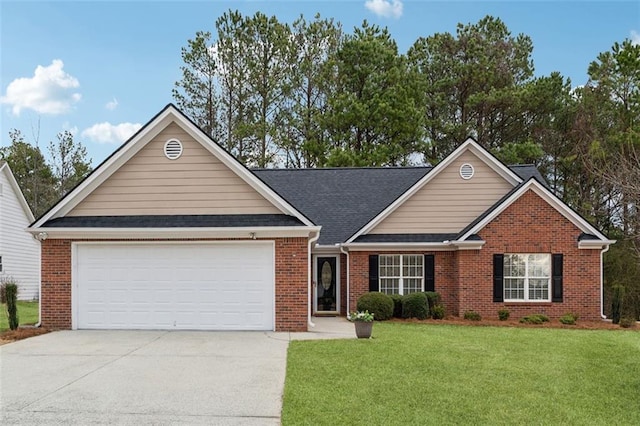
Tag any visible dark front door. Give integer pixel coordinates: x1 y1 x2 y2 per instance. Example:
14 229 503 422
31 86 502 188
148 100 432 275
316 257 337 312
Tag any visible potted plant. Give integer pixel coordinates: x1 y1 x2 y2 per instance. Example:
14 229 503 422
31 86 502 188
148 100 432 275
347 310 374 338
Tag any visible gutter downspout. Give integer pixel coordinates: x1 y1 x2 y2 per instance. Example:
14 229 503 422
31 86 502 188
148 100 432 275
308 231 320 329
340 244 350 315
600 245 611 319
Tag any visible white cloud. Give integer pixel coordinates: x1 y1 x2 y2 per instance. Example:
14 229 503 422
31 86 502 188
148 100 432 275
0 59 81 115
631 30 640 46
365 0 403 19
81 122 142 144
105 98 119 110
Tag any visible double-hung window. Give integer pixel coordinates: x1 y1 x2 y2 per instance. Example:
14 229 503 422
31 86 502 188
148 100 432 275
379 254 423 295
504 254 551 301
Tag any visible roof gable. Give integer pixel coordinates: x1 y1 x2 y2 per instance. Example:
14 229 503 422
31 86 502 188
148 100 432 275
458 177 612 244
31 105 314 228
347 138 522 242
0 162 35 222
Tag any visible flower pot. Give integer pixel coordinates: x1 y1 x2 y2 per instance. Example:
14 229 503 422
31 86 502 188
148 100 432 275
354 321 373 339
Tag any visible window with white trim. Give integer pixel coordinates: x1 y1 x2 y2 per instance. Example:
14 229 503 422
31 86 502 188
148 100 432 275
379 254 423 295
504 254 550 301
0 255 3 272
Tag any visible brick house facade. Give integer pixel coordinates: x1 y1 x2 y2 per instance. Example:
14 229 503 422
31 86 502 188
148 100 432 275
29 105 613 332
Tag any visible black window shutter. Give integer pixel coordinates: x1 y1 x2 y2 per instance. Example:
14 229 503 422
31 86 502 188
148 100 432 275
493 254 504 302
424 254 435 291
369 255 379 292
552 254 563 302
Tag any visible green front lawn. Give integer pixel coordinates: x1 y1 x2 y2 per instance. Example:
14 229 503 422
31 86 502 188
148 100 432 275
283 323 640 425
0 301 39 331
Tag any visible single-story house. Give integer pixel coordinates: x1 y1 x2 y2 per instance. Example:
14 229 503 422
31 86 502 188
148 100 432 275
28 104 614 331
1 161 40 300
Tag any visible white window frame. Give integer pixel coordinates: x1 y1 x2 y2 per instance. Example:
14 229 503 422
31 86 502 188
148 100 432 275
379 254 424 296
504 253 551 302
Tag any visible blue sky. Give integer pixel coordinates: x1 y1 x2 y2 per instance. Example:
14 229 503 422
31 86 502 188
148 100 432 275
1 0 639 166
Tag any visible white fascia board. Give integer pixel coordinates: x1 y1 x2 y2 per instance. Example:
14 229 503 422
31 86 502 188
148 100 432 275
1 162 35 222
459 179 611 242
31 111 176 228
31 105 315 228
343 241 484 252
168 107 315 226
346 138 522 243
312 245 344 254
578 239 617 249
27 225 321 240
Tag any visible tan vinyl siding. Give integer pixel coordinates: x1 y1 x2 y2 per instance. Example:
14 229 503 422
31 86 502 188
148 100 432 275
369 150 514 234
68 122 281 216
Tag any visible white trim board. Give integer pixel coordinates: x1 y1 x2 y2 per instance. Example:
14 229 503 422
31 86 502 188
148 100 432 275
31 105 315 229
458 178 612 244
346 138 522 243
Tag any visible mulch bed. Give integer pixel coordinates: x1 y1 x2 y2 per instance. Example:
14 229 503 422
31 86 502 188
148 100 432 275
393 317 637 330
0 327 50 345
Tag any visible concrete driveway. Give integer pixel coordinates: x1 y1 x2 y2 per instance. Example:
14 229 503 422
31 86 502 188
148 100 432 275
0 330 292 425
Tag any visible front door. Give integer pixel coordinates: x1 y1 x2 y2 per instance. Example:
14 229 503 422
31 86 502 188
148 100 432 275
316 256 338 313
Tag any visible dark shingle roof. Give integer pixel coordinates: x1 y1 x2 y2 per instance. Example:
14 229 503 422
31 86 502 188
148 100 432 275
255 165 543 245
509 164 547 185
255 167 429 245
43 214 304 228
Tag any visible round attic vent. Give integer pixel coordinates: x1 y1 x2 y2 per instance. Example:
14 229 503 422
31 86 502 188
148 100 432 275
164 139 183 160
459 163 474 180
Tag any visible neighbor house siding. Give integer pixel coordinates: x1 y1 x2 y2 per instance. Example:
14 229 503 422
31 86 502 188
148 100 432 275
369 150 513 234
40 237 308 331
0 168 40 300
68 122 280 216
456 190 602 320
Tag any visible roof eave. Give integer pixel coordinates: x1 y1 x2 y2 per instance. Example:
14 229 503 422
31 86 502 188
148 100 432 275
578 239 616 249
342 240 485 251
28 225 321 240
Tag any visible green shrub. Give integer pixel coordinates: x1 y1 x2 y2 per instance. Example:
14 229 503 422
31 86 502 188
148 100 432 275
431 304 446 319
357 292 394 321
611 284 625 325
559 313 579 325
402 292 429 320
463 310 481 321
497 309 510 321
619 318 635 328
389 294 404 318
520 314 550 324
423 292 441 312
3 281 19 330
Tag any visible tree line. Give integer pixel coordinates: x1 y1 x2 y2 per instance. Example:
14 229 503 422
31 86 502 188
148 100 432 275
0 129 91 218
2 11 637 318
173 11 639 317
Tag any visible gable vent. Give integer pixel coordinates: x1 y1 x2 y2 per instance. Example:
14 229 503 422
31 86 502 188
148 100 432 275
460 163 474 180
164 139 183 160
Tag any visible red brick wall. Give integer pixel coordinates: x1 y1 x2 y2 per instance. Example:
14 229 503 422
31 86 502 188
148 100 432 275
346 190 603 321
274 237 309 331
458 190 602 320
349 251 457 314
41 239 72 329
40 237 309 332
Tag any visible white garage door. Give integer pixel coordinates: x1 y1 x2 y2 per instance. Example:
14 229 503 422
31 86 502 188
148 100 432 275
74 242 274 330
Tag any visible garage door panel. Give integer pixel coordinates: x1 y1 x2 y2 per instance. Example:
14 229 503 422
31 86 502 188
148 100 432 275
75 243 274 330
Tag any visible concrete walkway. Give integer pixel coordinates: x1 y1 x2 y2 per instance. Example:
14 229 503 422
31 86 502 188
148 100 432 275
0 317 354 425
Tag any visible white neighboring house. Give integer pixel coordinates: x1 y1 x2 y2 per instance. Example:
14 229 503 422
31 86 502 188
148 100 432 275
0 161 40 300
